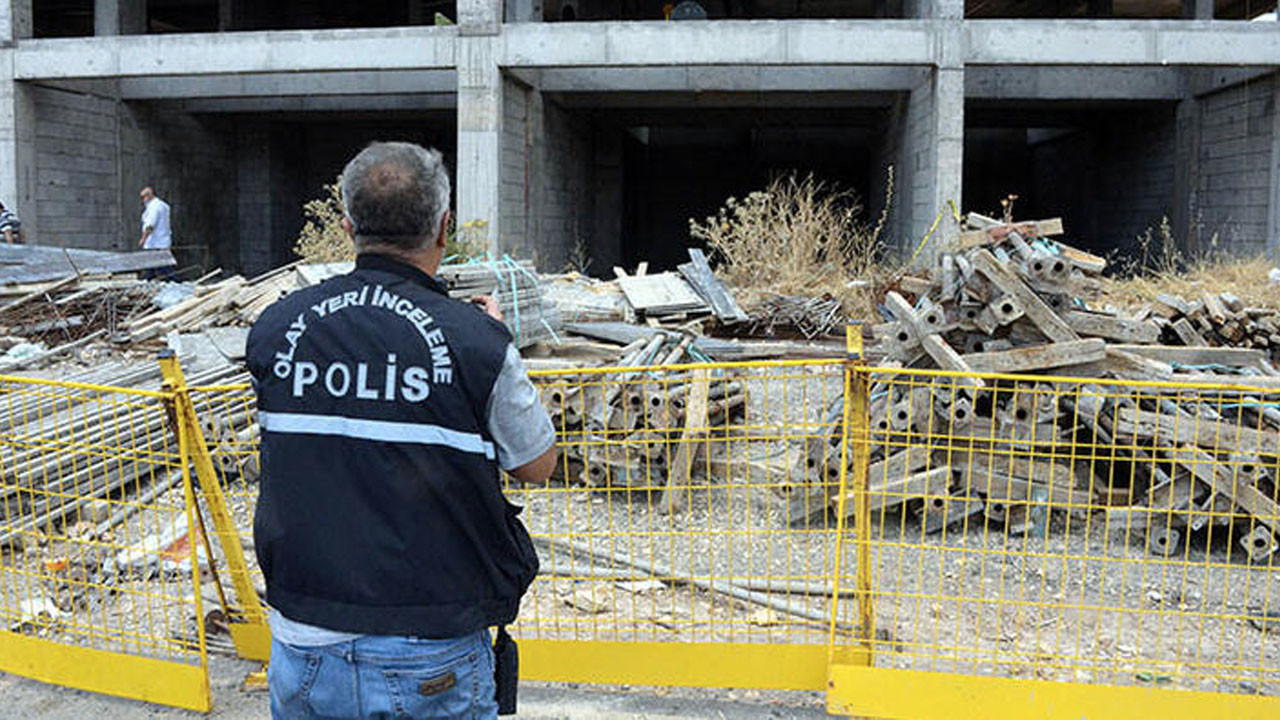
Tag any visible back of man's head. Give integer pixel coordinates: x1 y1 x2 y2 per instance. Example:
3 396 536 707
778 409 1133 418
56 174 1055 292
340 142 450 252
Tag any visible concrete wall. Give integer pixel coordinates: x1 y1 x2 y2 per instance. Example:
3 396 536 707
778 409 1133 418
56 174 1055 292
1094 108 1177 254
1196 77 1275 255
536 96 592 269
500 77 533 257
119 103 238 270
31 86 119 249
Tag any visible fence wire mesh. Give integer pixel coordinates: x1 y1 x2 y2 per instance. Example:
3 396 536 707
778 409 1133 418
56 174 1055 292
839 368 1280 698
514 360 848 646
185 383 265 631
0 376 207 686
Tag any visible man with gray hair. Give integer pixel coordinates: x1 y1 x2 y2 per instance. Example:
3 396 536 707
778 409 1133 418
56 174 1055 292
247 142 556 719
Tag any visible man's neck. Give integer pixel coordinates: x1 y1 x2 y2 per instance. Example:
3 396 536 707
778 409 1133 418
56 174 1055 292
359 247 440 277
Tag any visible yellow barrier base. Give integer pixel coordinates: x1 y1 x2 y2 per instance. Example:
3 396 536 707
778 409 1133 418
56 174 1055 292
828 665 1280 720
230 622 273 662
521 640 857 691
0 629 211 712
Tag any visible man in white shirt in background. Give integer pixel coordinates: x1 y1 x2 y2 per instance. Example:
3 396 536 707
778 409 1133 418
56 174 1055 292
138 186 177 280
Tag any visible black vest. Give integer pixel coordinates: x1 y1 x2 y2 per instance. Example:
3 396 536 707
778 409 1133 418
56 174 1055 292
247 254 538 637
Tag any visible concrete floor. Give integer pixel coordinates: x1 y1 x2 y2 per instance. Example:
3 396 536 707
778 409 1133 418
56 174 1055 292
0 655 829 719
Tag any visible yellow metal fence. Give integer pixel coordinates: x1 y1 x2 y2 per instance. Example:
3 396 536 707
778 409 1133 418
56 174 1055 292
0 372 210 711
1 352 1279 718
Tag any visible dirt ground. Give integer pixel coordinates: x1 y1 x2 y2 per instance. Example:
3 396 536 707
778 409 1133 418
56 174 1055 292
0 659 826 719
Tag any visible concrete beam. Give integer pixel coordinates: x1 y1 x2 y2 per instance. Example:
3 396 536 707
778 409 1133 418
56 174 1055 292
456 36 502 252
500 21 938 67
115 70 455 99
95 0 146 36
14 27 457 79
511 66 928 93
966 66 1187 100
967 21 1280 67
156 93 458 113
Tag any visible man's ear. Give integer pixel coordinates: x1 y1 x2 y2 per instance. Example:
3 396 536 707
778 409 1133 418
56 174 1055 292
342 216 355 239
436 210 452 249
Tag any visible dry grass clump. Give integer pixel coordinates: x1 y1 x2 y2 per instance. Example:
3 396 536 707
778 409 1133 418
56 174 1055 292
688 171 896 319
1103 217 1280 310
293 179 485 264
293 180 354 264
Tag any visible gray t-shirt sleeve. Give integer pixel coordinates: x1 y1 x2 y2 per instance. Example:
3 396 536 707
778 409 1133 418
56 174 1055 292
486 343 556 471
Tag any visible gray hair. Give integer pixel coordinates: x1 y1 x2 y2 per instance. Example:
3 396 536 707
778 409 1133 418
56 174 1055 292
339 142 451 251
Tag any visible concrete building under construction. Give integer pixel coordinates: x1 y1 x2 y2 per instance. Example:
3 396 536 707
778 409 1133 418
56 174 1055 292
0 1 1277 275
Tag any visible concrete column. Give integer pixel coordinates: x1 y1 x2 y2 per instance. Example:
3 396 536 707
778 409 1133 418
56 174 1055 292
457 36 503 253
95 0 147 36
505 0 543 22
1 1 31 41
1268 74 1280 259
1181 0 1213 20
1 3 34 240
237 121 272 274
458 0 501 35
1173 96 1202 254
904 0 962 18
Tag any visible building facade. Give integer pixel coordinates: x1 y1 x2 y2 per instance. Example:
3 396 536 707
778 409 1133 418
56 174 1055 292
0 1 1277 274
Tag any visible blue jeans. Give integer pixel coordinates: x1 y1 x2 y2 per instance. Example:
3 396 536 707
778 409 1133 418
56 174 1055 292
268 630 497 719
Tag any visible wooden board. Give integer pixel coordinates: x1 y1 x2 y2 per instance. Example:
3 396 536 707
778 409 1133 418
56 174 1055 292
1110 344 1267 368
1115 408 1280 455
677 248 748 323
660 368 710 513
971 249 1079 343
1061 310 1160 344
961 339 1105 374
1175 446 1280 532
617 273 708 315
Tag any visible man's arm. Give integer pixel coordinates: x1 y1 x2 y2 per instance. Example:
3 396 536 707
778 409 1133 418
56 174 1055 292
507 445 558 484
138 226 153 248
486 344 558 485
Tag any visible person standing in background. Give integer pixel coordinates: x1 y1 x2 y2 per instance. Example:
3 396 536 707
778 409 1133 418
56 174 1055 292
0 201 21 245
138 186 176 280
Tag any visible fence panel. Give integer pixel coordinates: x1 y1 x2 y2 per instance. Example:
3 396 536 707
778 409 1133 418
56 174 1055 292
516 359 854 690
828 367 1280 718
0 375 209 711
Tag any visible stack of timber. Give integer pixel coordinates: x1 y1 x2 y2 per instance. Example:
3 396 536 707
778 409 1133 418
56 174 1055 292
1145 291 1280 365
437 259 560 348
545 332 745 496
120 263 302 343
787 215 1280 562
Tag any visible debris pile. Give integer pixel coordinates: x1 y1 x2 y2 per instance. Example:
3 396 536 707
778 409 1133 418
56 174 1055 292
787 214 1280 561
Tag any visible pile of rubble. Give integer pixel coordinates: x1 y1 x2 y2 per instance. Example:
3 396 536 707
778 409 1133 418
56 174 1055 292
788 214 1280 561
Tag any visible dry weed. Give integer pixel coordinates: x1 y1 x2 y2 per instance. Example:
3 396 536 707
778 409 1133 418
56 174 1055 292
293 179 354 263
688 170 897 319
1103 216 1280 310
293 179 485 264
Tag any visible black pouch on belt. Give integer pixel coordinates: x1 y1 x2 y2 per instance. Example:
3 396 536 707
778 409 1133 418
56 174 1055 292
493 626 519 715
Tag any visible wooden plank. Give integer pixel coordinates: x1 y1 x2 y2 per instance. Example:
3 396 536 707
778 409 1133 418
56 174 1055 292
1115 408 1280 455
959 463 1093 507
617 273 707 314
835 466 953 516
677 248 748 323
959 217 1065 248
1171 317 1208 347
1052 240 1106 274
961 339 1105 374
1110 344 1267 368
659 368 710 512
1061 310 1160 344
1175 446 1280 531
971 249 1078 343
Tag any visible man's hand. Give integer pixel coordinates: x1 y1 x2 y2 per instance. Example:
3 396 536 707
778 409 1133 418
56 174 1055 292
470 295 503 322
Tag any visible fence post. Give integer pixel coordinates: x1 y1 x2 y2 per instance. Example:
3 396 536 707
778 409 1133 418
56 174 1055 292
828 326 874 667
158 351 272 661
